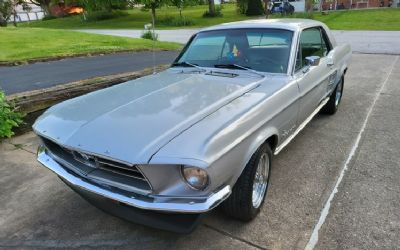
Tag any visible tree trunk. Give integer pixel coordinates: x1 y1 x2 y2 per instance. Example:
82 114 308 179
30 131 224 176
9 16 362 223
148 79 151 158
0 14 7 27
246 0 264 16
208 0 215 15
13 8 17 27
42 4 51 16
151 6 156 24
179 8 182 19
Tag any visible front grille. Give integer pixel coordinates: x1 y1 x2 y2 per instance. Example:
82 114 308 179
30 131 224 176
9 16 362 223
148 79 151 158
40 137 152 193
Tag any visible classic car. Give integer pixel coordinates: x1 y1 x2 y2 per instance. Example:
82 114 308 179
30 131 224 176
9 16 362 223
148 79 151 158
34 19 351 233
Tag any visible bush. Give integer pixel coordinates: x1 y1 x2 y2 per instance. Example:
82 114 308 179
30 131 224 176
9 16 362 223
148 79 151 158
42 15 57 21
141 30 158 40
246 0 264 16
202 5 223 17
236 0 248 14
0 91 24 139
159 16 195 26
85 10 128 21
0 18 6 27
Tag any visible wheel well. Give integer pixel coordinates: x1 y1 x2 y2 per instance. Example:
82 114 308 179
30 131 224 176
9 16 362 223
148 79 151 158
265 135 278 152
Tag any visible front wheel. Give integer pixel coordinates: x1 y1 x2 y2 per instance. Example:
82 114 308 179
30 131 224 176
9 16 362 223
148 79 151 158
322 76 344 115
221 143 272 221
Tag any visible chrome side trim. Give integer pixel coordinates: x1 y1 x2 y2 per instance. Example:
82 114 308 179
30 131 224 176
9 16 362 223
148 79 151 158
274 97 329 155
37 150 231 213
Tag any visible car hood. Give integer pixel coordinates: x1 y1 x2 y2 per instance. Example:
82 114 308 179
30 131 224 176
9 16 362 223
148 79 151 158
33 69 262 164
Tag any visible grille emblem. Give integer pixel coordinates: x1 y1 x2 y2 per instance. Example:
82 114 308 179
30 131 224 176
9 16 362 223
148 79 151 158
73 151 97 167
80 153 90 161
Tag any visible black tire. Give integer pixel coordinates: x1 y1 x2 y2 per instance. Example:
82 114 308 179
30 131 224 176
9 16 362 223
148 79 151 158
221 143 272 221
322 76 344 115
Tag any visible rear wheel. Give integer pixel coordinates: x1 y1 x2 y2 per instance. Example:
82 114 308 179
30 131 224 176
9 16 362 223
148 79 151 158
221 143 272 221
322 76 344 115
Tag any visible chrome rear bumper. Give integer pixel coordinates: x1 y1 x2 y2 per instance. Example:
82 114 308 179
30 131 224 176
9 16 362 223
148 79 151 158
37 149 231 213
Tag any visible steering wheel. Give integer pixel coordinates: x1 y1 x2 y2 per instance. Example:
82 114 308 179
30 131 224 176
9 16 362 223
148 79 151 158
250 57 284 73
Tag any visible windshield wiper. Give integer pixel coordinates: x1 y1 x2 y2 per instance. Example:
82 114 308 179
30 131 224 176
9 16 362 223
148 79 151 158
214 64 264 78
171 61 206 72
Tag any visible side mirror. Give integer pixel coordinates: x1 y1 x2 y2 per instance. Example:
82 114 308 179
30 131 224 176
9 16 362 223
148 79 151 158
327 50 335 67
305 56 320 66
303 56 320 73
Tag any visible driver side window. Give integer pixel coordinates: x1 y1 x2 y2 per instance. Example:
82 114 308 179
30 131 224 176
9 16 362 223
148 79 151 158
295 27 330 72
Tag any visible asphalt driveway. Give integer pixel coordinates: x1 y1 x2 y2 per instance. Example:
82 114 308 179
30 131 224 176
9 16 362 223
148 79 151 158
1 54 399 249
0 50 179 95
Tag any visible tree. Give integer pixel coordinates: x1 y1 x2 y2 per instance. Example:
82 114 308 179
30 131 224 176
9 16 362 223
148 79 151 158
141 0 164 25
0 0 12 26
305 0 313 11
236 0 248 14
246 0 263 15
169 0 196 18
207 0 215 16
0 0 30 27
29 0 51 16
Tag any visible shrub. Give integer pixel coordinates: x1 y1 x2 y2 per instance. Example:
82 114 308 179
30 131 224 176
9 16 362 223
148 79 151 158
85 10 128 21
0 91 24 139
159 16 195 26
246 0 264 16
202 5 223 17
42 15 57 21
236 0 248 14
141 30 158 40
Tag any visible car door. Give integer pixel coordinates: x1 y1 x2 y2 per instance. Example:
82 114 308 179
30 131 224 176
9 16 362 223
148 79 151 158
294 27 333 123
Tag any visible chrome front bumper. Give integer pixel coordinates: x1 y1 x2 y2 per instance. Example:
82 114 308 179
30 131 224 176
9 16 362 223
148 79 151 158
37 150 231 213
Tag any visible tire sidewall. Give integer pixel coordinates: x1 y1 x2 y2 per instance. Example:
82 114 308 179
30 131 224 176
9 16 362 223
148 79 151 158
335 78 344 109
321 75 344 115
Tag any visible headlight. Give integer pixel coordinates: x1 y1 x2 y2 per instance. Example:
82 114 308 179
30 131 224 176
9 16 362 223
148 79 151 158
181 166 209 190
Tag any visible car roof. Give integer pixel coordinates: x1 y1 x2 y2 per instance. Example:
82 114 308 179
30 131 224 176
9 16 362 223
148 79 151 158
199 18 325 33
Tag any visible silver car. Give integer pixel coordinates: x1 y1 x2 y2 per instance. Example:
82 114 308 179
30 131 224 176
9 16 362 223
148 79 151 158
34 19 351 233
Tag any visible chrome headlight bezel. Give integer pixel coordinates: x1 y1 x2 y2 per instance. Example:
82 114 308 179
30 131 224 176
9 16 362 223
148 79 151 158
37 144 47 156
181 165 209 190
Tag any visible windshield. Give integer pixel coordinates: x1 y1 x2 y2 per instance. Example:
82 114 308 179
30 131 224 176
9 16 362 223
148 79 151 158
174 28 293 74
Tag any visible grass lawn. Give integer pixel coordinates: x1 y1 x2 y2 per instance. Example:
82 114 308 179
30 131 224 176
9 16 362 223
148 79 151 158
20 4 251 29
277 8 400 30
0 27 181 63
20 4 400 31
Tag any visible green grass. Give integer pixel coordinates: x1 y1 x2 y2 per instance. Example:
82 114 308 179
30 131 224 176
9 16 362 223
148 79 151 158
19 4 400 31
273 8 400 31
20 4 252 29
0 27 181 63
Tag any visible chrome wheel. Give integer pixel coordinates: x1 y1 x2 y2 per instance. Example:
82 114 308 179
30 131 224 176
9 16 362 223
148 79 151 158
252 152 269 208
335 81 343 107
